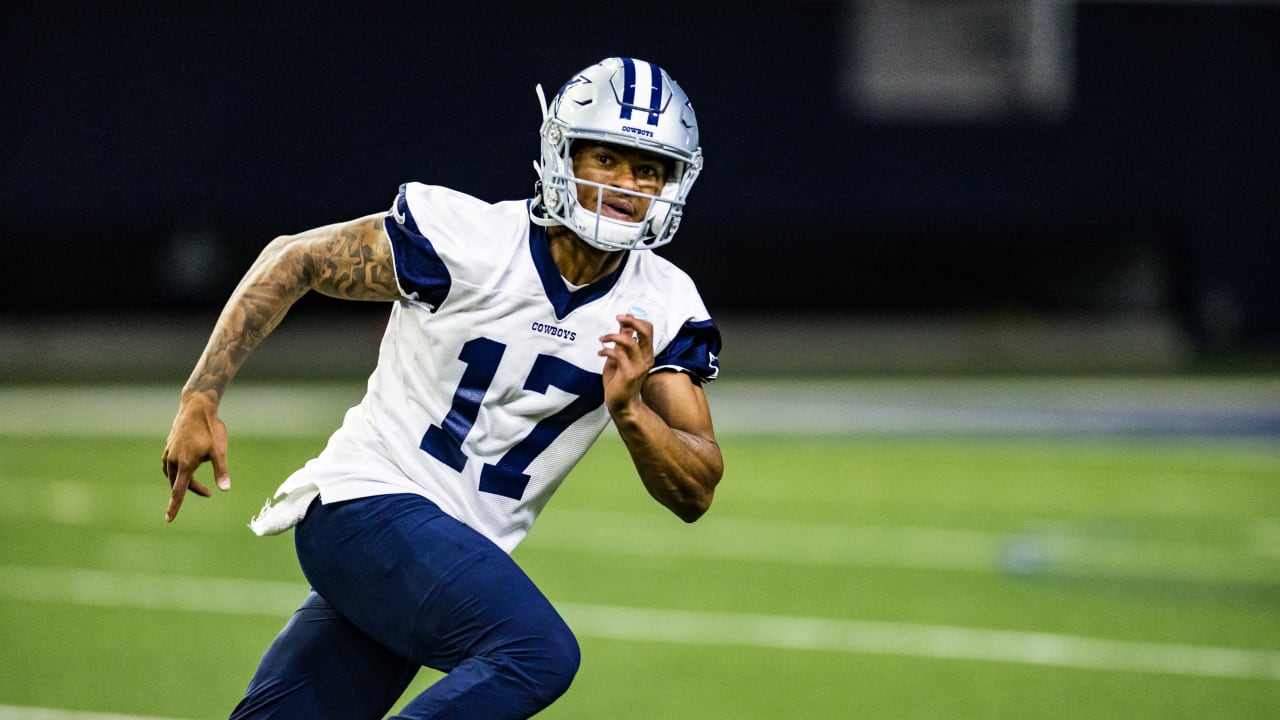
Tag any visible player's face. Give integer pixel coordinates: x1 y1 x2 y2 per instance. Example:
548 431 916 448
571 143 669 223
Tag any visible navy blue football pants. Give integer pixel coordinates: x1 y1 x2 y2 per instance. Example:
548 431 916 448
229 494 580 719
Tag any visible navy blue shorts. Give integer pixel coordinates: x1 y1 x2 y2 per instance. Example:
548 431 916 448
230 493 579 719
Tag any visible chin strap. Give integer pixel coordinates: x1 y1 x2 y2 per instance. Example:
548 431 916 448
535 83 549 123
528 198 556 228
529 83 551 220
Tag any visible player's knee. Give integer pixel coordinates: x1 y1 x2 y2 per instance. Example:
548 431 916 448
532 620 581 701
504 618 579 706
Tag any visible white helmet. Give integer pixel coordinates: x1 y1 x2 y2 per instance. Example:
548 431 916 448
529 57 703 251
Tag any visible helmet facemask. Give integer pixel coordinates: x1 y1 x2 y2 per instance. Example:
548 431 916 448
529 58 703 252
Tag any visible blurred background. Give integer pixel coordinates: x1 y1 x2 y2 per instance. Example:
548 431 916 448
2 3 1279 719
2 0 1277 378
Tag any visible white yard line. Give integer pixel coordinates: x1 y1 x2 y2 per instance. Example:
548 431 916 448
560 603 1280 683
529 509 1001 572
1 480 1275 585
530 510 1280 586
3 565 1278 683
0 707 186 720
0 384 359 438
2 379 1279 437
0 565 306 617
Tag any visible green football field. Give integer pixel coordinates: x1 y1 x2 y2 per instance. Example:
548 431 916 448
1 380 1278 719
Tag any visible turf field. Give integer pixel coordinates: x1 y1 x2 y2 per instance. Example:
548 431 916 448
1 380 1278 719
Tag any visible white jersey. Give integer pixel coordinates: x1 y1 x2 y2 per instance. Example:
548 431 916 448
251 182 720 553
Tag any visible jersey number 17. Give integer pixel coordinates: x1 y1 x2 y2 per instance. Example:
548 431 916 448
420 337 603 500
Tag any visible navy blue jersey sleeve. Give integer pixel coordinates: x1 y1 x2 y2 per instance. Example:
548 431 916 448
654 319 721 384
384 184 452 310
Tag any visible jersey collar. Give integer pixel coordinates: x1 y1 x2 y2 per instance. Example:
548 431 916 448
529 219 629 321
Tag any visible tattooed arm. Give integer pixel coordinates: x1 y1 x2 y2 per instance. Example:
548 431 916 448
161 213 398 521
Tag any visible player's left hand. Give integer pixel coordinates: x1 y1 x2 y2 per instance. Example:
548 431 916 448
598 313 655 416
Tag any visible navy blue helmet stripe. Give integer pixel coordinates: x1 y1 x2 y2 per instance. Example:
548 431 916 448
620 57 637 120
645 61 663 126
618 58 663 126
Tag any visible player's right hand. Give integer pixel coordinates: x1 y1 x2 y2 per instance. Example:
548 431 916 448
161 391 231 522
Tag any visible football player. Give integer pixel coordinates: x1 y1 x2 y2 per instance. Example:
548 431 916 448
162 57 723 719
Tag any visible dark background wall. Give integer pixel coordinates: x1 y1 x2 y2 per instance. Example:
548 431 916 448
2 1 1277 357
